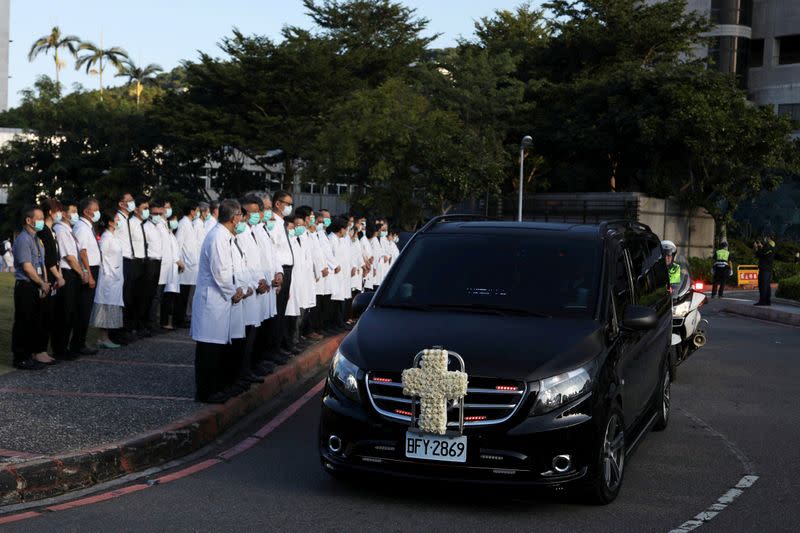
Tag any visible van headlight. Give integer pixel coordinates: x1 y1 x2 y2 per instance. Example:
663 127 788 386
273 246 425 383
330 350 361 402
531 365 593 415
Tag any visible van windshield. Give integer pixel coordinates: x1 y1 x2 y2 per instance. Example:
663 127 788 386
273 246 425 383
377 233 602 318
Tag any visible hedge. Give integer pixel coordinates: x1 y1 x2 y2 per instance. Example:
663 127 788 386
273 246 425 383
776 274 800 301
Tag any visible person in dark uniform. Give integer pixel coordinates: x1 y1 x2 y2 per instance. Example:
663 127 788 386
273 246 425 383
11 207 50 370
711 241 731 299
36 198 67 364
754 236 775 306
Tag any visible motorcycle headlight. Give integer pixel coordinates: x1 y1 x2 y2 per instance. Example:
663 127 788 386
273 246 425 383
330 350 361 402
531 365 593 415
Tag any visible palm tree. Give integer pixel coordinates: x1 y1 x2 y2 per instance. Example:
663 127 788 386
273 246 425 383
116 59 163 107
28 26 81 86
75 41 129 100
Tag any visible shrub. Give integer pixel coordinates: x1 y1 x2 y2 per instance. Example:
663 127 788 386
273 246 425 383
774 262 800 282
776 274 800 301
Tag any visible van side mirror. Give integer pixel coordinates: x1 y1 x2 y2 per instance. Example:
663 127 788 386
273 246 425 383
622 305 658 331
352 291 375 319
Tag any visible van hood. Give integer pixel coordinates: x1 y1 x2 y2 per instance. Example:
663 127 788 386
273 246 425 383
339 308 604 382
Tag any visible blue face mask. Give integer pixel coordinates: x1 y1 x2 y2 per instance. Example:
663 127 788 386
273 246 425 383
248 212 262 226
126 200 136 213
165 208 173 218
33 220 45 232
266 220 275 231
70 213 79 224
295 226 306 236
151 215 162 224
235 221 247 234
380 230 388 238
264 209 272 221
323 217 331 228
54 212 63 223
205 213 212 222
194 211 200 220
169 220 179 230
92 211 101 223
287 228 296 237
141 209 150 221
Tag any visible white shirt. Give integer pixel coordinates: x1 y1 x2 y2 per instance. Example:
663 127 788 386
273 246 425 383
128 216 148 258
204 216 217 234
54 221 79 270
191 224 237 345
237 226 266 327
157 221 180 290
143 219 163 260
94 230 124 306
73 217 102 267
268 215 294 267
176 216 199 285
116 210 134 259
252 223 279 321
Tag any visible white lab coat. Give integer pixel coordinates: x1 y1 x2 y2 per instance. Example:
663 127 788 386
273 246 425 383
328 233 351 301
300 232 319 308
387 239 400 273
286 233 314 316
369 237 385 286
350 237 364 292
177 216 199 285
306 230 328 297
361 237 375 290
191 224 237 345
158 221 180 293
94 230 124 306
229 235 247 339
238 225 266 327
253 223 279 321
315 231 337 296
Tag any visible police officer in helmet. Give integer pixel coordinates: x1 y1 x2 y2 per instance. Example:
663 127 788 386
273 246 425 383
662 240 681 290
712 241 731 299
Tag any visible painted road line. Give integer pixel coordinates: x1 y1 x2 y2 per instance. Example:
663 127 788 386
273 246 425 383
153 459 222 484
0 388 194 402
45 484 150 512
667 476 759 533
0 511 41 525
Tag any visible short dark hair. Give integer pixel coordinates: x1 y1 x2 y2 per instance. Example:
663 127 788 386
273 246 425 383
295 205 313 220
218 199 241 223
210 200 220 210
135 195 150 207
79 197 99 213
150 198 165 209
183 201 198 214
39 197 63 215
240 194 263 211
118 192 132 203
22 206 38 223
273 190 292 205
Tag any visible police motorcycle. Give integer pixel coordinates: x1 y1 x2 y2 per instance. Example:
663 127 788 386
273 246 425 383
662 240 708 381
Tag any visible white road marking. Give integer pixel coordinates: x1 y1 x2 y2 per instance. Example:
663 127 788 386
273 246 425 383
668 409 759 532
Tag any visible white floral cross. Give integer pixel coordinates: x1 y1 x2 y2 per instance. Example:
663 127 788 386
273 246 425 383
401 348 468 435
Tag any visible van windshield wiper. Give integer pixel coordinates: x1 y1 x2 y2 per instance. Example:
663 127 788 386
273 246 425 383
426 303 551 318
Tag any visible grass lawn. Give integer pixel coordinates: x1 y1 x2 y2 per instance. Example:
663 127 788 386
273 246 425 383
0 272 98 375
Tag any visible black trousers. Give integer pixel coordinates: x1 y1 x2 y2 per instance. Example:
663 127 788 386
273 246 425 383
161 290 177 327
712 266 727 298
195 341 226 401
255 317 275 364
123 258 144 331
240 325 259 377
175 284 193 327
225 338 245 388
38 287 58 353
139 259 161 331
52 269 80 357
12 281 45 364
71 265 99 351
274 265 293 351
758 269 772 305
319 294 333 330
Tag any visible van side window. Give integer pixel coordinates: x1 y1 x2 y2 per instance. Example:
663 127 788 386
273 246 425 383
634 236 669 308
612 249 633 327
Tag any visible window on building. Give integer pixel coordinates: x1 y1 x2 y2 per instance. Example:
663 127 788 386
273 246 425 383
710 0 752 26
749 39 764 68
778 35 800 65
778 104 800 123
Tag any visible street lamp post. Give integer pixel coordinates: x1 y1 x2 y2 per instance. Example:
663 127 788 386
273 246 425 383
518 135 533 222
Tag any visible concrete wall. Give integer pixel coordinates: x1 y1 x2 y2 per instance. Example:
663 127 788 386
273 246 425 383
636 196 716 259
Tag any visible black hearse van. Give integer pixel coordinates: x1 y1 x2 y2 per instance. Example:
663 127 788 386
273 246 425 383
319 217 672 504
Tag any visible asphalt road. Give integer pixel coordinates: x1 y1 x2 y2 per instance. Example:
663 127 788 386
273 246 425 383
6 303 800 532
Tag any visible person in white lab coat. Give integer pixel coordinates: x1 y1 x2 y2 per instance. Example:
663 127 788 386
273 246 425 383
252 195 282 372
143 199 165 336
327 217 351 329
191 199 249 403
175 202 199 328
299 207 328 340
285 215 315 350
90 211 125 348
156 201 184 330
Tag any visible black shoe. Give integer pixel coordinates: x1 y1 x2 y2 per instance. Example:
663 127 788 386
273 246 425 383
256 361 276 375
78 346 99 356
754 302 766 306
272 354 292 365
290 345 303 355
241 372 264 384
278 348 294 358
204 391 231 404
14 358 45 370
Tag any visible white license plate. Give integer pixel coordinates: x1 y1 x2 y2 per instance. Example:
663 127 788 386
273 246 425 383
404 431 467 463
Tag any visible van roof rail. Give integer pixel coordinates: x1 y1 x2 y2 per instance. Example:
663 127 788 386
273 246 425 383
602 219 651 234
417 214 496 233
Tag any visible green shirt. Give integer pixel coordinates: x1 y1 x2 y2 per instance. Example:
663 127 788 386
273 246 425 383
669 263 681 285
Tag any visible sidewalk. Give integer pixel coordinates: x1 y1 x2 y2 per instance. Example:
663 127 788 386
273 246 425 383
0 330 342 506
711 290 800 326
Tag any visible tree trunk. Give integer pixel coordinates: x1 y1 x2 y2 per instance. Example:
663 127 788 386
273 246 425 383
136 81 141 107
54 50 59 86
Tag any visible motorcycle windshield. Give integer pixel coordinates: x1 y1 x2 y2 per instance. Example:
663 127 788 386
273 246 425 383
671 256 692 300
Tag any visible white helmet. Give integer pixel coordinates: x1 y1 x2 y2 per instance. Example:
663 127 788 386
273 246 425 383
661 240 677 257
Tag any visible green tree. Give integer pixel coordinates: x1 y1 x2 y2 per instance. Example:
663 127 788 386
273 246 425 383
116 59 163 107
27 26 81 87
75 41 129 100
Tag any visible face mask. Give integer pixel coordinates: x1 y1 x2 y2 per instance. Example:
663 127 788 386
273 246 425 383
70 213 79 224
282 205 292 217
141 209 150 220
287 227 295 237
92 211 101 223
33 220 45 232
165 208 173 218
266 220 275 231
54 212 63 223
295 226 306 236
380 231 388 238
248 212 262 226
264 209 272 221
323 217 331 228
310 215 316 225
235 221 247 234
151 215 162 224
205 213 212 221
194 211 200 220
169 220 179 231
126 201 136 213
316 223 324 232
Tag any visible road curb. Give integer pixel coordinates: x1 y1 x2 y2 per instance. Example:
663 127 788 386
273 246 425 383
0 335 343 506
721 302 800 327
